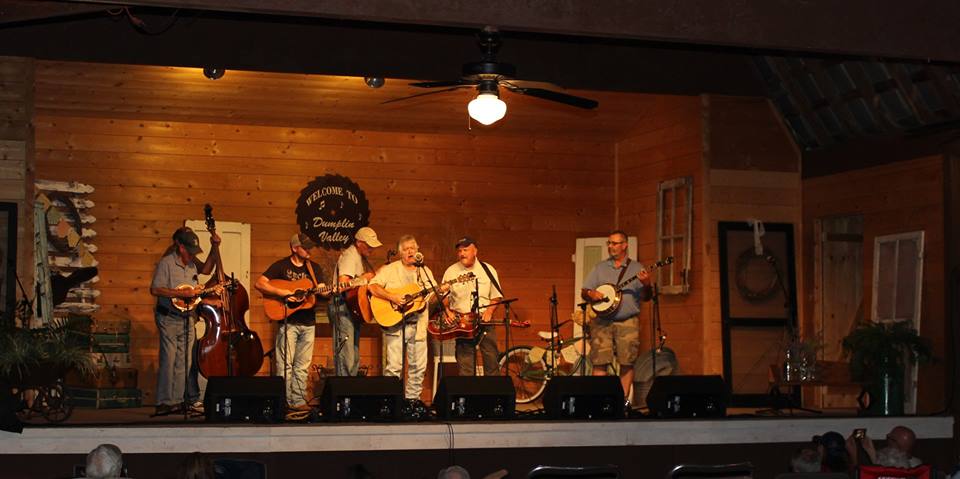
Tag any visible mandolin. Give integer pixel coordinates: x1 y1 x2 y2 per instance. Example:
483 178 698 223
170 281 228 312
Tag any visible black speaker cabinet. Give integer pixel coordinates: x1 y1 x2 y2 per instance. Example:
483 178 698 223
434 376 516 420
646 375 727 418
542 376 624 420
204 376 285 423
321 376 402 422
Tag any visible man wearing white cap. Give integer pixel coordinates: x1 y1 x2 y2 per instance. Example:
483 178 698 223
328 226 383 376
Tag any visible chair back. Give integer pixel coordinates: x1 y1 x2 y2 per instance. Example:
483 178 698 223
527 464 620 478
857 464 931 479
775 473 850 479
668 463 753 479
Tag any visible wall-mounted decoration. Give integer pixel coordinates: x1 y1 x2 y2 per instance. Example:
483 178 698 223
718 221 797 406
296 175 370 250
35 180 100 319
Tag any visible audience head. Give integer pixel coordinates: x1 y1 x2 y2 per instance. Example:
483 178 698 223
886 426 917 454
814 431 849 473
876 446 912 468
177 452 216 479
790 447 822 473
438 465 471 479
85 444 123 479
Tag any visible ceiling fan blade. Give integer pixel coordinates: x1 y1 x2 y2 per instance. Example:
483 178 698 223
381 86 473 105
409 80 471 88
508 87 599 109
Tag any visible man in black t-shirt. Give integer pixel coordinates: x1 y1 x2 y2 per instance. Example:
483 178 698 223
255 233 327 410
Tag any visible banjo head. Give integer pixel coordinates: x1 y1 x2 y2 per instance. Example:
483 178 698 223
591 283 620 315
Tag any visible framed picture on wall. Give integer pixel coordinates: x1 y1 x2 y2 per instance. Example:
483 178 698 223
0 202 17 325
718 221 798 406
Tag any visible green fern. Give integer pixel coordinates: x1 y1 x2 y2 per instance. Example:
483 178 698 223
841 320 933 383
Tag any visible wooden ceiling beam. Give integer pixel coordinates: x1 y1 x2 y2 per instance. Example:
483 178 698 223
64 0 960 62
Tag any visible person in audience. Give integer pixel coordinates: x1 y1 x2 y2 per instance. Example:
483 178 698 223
84 444 124 479
815 431 851 474
790 447 822 473
875 446 913 469
438 466 470 479
886 425 923 467
176 452 217 479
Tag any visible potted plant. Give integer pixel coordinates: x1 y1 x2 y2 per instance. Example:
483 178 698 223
0 317 95 388
841 320 933 416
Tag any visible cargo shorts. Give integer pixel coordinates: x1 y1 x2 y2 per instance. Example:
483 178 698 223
588 315 640 366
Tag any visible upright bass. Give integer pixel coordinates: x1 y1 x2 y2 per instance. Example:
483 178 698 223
196 204 264 377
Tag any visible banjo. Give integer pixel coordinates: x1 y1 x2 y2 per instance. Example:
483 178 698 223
591 256 673 318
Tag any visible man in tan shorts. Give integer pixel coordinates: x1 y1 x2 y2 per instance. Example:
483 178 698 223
580 230 651 397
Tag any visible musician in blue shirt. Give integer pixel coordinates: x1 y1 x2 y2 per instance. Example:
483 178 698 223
581 230 652 398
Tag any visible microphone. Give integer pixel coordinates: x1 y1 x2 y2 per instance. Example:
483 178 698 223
765 255 777 263
413 252 424 265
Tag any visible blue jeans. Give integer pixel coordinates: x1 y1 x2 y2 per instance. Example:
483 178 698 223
155 312 200 406
274 323 315 407
329 297 361 376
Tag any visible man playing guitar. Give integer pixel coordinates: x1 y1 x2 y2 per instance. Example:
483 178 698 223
441 236 502 376
580 230 652 399
328 226 383 376
149 227 222 416
367 235 448 400
254 233 328 411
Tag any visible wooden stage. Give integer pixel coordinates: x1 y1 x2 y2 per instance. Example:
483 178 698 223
1 410 954 479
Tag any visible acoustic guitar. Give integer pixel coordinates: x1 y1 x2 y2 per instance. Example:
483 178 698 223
262 277 366 320
590 256 673 318
369 273 475 328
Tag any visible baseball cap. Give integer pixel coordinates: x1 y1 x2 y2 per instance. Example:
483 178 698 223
174 229 203 255
354 226 382 248
290 233 316 250
455 236 477 249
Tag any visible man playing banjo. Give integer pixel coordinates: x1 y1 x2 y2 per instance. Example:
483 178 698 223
580 230 652 398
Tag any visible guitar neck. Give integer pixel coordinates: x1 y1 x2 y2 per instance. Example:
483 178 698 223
315 277 367 295
615 259 671 289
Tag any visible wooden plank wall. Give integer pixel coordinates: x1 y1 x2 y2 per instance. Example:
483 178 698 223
615 95 706 374
702 95 802 377
0 56 33 310
29 64 616 403
802 155 946 413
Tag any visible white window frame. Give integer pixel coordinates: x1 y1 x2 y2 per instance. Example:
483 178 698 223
871 230 924 414
656 176 693 294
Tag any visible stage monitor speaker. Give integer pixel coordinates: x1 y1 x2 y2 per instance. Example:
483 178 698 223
646 375 727 418
204 376 285 423
542 376 624 420
434 376 515 420
321 376 402 422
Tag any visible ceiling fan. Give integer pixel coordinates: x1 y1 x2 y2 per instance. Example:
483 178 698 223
383 26 599 125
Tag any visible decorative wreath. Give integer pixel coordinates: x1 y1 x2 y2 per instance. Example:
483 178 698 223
734 247 779 302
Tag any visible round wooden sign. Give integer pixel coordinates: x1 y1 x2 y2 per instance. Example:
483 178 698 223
295 174 370 250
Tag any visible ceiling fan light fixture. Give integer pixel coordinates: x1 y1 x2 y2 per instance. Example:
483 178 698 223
468 92 507 125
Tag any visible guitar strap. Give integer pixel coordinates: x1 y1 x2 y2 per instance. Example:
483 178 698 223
479 261 504 297
615 258 630 287
305 260 319 287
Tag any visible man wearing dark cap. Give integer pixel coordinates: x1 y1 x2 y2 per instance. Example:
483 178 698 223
254 233 328 410
150 227 221 416
442 236 503 376
329 226 383 376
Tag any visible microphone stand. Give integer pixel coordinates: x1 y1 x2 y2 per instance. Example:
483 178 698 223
417 259 443 403
650 282 661 384
548 286 558 377
576 301 590 376
471 278 480 376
